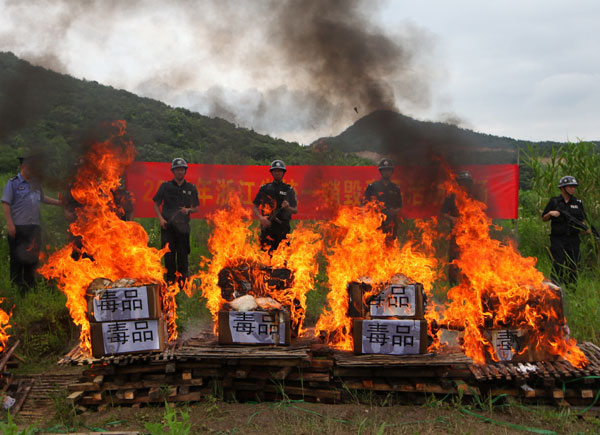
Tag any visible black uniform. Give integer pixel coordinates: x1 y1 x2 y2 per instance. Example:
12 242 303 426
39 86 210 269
153 180 199 284
441 194 460 285
1 174 44 291
253 180 297 252
542 194 587 286
364 179 403 241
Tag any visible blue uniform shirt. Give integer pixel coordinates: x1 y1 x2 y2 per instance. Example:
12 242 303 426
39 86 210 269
1 173 45 225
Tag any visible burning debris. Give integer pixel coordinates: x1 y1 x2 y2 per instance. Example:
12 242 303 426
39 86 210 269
316 201 440 351
195 195 322 343
39 121 177 355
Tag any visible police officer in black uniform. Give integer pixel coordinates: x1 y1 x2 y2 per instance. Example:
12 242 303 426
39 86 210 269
153 158 199 287
2 156 60 292
252 160 298 253
363 159 403 243
542 175 591 287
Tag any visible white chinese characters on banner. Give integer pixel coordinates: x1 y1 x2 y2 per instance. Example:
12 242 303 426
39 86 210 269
102 319 160 354
361 319 422 355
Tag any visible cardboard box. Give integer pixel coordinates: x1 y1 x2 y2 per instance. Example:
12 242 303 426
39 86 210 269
218 310 291 345
347 282 425 319
353 319 429 355
87 285 162 322
90 318 166 358
488 329 558 363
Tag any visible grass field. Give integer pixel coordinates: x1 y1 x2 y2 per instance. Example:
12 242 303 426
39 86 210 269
2 143 600 432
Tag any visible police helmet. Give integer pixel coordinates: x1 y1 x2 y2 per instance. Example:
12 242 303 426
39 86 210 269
270 160 286 172
171 158 188 170
378 159 394 170
558 175 578 188
457 170 473 182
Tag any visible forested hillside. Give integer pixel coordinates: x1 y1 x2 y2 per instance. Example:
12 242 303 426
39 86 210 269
0 51 368 180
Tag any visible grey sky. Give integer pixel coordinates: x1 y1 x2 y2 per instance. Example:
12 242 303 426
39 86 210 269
1 0 599 144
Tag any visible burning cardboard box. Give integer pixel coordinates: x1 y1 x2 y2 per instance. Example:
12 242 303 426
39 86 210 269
86 278 166 357
218 309 291 346
481 282 566 363
347 277 426 320
218 266 301 338
353 319 429 355
487 328 560 363
218 266 292 301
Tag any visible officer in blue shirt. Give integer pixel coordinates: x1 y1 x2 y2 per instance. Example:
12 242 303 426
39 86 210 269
363 159 403 244
2 156 60 291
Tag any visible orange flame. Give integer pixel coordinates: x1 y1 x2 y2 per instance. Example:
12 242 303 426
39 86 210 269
195 195 322 335
440 171 587 367
0 300 11 354
315 202 441 350
39 121 176 354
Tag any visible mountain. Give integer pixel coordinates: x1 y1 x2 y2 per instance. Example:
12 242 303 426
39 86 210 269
0 51 368 180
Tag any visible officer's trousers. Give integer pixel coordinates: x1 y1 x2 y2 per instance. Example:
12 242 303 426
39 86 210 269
161 228 190 285
549 234 581 287
8 225 41 292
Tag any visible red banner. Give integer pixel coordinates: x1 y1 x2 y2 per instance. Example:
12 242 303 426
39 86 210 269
125 163 519 220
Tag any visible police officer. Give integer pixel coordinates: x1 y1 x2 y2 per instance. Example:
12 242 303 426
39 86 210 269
252 160 298 253
153 158 199 287
542 175 591 287
363 159 403 242
1 156 60 292
441 170 475 285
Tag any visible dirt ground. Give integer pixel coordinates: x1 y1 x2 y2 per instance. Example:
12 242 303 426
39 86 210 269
22 395 600 434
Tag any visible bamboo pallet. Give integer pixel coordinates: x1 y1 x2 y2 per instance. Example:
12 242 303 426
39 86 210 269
59 333 600 408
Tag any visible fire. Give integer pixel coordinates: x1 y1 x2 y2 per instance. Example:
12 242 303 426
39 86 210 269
195 195 322 335
39 121 176 354
0 301 11 354
315 202 441 350
439 172 588 367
